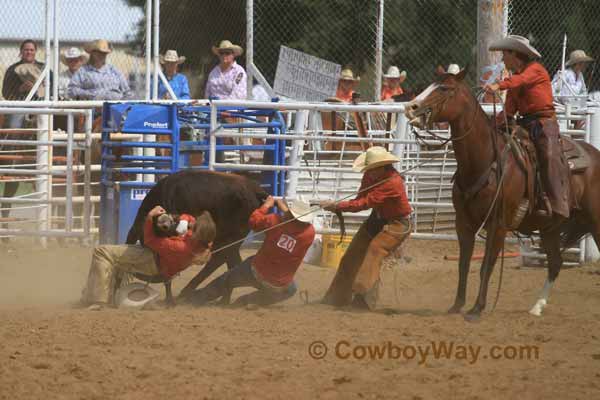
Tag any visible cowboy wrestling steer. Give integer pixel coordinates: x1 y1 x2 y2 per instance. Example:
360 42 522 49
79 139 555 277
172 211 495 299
126 170 268 299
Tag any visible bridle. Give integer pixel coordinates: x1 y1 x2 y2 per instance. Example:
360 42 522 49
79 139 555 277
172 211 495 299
410 84 479 146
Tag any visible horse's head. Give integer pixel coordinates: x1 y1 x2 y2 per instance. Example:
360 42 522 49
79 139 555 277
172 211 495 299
405 68 469 129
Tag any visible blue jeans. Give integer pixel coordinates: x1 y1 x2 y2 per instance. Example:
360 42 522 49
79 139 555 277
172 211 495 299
189 256 297 307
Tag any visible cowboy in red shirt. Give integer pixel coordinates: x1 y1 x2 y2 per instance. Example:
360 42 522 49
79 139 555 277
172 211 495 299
381 66 406 101
484 35 570 218
189 197 316 307
81 205 215 308
335 68 360 102
321 146 412 310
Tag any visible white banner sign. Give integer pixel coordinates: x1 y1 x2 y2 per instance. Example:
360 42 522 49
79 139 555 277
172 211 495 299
273 46 341 102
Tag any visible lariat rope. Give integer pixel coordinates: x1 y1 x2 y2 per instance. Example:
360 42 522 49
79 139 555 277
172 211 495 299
208 155 440 256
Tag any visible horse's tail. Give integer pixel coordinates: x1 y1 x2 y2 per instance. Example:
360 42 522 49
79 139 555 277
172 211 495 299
559 217 593 251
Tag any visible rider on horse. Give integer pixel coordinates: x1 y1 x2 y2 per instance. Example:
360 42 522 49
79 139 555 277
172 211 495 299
484 35 570 218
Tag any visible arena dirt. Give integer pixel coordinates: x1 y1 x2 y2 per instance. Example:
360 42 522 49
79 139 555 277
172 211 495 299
1 239 599 399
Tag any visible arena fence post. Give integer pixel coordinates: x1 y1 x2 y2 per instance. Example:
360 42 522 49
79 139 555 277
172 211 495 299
585 108 600 262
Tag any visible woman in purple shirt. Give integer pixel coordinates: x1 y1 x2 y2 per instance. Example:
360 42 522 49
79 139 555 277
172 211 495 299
205 40 247 100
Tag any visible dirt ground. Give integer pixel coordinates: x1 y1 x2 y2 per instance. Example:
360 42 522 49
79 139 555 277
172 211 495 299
1 239 600 400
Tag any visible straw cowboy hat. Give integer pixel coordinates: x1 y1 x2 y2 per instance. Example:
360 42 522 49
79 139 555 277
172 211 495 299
84 39 112 54
160 49 186 64
340 68 360 82
60 47 87 65
15 63 44 97
447 64 460 75
352 146 399 173
288 199 316 223
115 282 160 309
383 66 407 80
566 50 594 67
489 35 541 59
212 40 243 57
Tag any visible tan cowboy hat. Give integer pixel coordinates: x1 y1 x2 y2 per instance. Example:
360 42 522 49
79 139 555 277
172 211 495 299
340 68 360 82
160 49 186 64
84 39 112 54
352 146 399 173
566 50 594 67
212 40 243 57
489 35 541 59
60 47 87 65
383 66 407 79
288 199 316 224
447 64 460 75
115 282 159 309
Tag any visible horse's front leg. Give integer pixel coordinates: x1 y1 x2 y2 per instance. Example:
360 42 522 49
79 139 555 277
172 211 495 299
465 227 507 322
448 219 476 314
529 225 562 316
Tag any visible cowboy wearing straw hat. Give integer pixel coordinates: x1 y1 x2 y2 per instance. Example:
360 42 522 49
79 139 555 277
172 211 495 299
484 35 570 219
381 66 407 101
321 146 412 310
552 49 595 98
81 206 216 309
335 68 360 102
68 39 132 100
157 49 190 100
205 40 247 100
189 196 315 307
58 47 87 100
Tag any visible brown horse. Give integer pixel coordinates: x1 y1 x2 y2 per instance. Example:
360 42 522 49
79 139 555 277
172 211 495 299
405 69 600 321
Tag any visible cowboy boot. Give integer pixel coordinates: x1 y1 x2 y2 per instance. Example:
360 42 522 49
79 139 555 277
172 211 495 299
535 192 553 217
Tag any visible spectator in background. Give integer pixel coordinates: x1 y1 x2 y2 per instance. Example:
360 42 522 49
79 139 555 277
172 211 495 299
157 49 190 100
205 40 247 100
58 47 87 100
2 39 45 127
552 49 594 98
335 68 360 102
68 39 132 101
381 66 406 101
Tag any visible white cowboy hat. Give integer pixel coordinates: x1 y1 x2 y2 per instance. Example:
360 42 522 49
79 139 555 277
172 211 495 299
289 199 315 224
489 35 541 59
84 39 112 54
60 47 87 65
212 40 243 57
566 50 594 67
340 68 360 82
115 282 159 309
383 66 407 79
447 64 460 75
160 49 186 64
352 146 399 173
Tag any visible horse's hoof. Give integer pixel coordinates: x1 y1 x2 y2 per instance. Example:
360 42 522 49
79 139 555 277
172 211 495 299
464 312 481 323
448 304 463 314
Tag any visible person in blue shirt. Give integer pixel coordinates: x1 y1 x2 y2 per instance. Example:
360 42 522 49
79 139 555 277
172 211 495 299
157 49 191 100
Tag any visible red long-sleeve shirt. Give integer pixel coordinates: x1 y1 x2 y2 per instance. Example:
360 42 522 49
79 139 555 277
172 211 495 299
143 214 208 278
249 206 315 287
337 168 412 220
498 61 555 118
381 86 403 101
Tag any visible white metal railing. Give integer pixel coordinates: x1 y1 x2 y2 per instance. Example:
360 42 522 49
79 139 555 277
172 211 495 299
0 107 93 242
